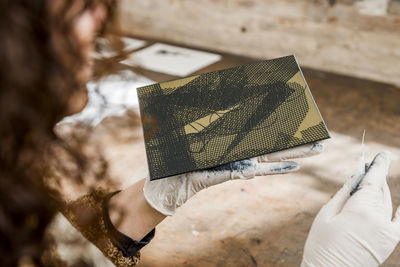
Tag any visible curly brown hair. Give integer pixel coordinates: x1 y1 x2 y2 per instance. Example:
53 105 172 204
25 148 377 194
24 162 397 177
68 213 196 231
0 0 115 266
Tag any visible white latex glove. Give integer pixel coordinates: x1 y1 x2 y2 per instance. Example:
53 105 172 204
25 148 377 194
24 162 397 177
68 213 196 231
144 142 324 216
302 151 400 267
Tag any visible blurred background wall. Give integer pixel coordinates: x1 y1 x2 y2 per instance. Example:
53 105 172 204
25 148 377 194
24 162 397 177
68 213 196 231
115 0 400 87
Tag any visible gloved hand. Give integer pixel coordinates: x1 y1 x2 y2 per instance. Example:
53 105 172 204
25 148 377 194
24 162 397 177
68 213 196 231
144 142 324 216
302 151 400 267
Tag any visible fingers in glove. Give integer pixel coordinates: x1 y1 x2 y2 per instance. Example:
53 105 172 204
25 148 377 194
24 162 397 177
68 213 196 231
341 152 392 218
383 180 393 221
390 206 400 240
258 141 324 162
358 151 391 191
319 175 360 218
203 158 257 180
255 161 299 176
393 206 400 224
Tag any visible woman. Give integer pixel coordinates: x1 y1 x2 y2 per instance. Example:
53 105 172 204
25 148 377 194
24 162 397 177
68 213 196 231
0 0 114 265
0 0 324 266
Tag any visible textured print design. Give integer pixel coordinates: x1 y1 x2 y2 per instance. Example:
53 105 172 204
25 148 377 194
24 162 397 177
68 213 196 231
138 55 329 180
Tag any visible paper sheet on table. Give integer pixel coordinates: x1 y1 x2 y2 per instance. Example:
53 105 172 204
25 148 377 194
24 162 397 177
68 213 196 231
59 70 154 126
93 37 147 59
120 37 147 51
120 43 222 77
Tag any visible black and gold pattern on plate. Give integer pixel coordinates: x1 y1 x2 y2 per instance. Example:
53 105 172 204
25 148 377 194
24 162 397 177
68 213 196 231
137 55 330 180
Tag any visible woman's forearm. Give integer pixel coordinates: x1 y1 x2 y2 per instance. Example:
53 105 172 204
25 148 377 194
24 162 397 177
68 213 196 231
108 178 166 241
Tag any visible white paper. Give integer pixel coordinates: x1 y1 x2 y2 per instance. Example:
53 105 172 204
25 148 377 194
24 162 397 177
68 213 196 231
121 37 147 51
92 37 147 59
121 43 222 77
59 70 154 126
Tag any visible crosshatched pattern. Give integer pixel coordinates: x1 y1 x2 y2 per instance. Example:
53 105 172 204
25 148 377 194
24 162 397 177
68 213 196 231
137 55 330 180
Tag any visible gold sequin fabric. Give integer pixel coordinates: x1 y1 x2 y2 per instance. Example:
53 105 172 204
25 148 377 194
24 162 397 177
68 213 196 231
62 189 140 266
